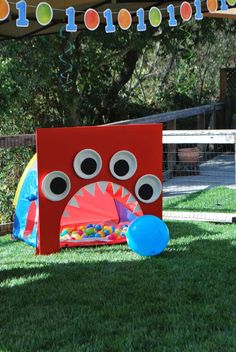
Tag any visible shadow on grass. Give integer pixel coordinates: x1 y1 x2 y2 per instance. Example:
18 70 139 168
0 222 236 352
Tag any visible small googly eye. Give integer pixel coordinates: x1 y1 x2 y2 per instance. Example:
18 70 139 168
42 171 71 201
73 149 102 179
110 151 137 180
135 174 162 204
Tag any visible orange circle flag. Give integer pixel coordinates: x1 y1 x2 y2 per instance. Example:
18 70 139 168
207 0 218 13
0 0 10 21
118 9 132 30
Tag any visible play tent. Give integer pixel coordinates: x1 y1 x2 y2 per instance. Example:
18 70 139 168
13 125 163 253
13 153 139 248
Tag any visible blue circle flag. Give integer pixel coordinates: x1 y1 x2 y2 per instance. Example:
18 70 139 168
126 215 170 257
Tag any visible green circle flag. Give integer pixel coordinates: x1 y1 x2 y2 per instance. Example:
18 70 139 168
227 0 236 5
36 2 53 26
149 7 162 27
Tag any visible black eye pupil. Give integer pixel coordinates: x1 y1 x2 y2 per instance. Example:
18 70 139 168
81 158 97 175
138 184 153 200
114 160 129 177
50 177 67 195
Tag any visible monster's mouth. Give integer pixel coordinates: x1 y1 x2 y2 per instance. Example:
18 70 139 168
60 181 143 231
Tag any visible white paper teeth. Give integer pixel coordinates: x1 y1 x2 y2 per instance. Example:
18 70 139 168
68 197 79 208
62 210 70 218
84 183 96 196
77 189 83 197
97 181 108 193
126 194 136 205
133 203 141 213
121 187 129 198
112 183 120 194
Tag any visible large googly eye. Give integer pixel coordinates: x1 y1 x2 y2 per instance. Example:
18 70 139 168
42 171 71 202
73 149 102 179
135 174 162 204
110 151 137 180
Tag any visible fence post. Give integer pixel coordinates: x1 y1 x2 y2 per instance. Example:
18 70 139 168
220 68 236 128
197 113 206 155
167 119 177 177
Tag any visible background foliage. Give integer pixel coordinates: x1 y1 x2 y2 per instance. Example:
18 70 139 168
0 19 236 222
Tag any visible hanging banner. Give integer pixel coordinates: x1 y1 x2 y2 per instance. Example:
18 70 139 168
0 0 234 33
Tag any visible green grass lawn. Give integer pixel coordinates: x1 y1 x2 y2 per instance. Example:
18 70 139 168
164 187 236 213
0 221 236 352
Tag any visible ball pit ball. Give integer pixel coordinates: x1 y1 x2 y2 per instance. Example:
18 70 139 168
85 228 95 235
107 234 115 240
60 223 130 242
126 215 170 257
86 224 94 229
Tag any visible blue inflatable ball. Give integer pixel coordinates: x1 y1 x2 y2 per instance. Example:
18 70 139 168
126 215 170 257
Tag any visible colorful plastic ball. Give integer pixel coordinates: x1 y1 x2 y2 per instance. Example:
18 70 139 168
95 233 101 238
95 224 102 231
104 230 110 236
63 228 71 233
98 231 106 238
107 234 116 241
85 228 95 235
86 224 93 228
126 215 170 257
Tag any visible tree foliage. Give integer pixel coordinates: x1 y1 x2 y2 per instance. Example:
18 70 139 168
0 19 236 222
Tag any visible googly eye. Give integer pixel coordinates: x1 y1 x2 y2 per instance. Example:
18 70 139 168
135 174 162 204
42 171 71 201
73 149 102 179
110 151 137 180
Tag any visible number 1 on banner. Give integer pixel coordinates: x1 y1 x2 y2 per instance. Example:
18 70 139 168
136 8 146 32
194 0 203 20
167 4 177 27
66 7 77 32
103 9 115 33
16 1 29 27
220 0 228 11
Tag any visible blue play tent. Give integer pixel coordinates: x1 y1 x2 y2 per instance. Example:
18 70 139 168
13 154 38 247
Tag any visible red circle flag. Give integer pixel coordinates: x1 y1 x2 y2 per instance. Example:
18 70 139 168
180 2 193 21
84 9 100 31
